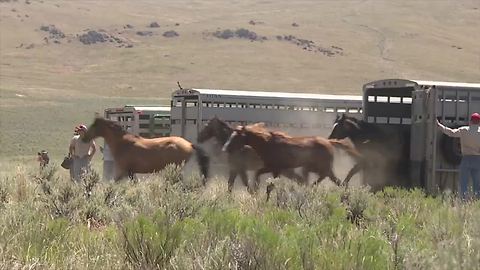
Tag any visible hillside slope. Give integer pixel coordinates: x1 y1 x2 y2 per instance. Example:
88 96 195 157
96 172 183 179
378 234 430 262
0 0 479 158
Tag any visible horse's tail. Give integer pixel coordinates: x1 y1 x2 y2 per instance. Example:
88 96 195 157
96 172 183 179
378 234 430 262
192 144 210 180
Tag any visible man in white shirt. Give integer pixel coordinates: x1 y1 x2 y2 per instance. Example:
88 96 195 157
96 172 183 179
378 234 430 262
437 113 480 199
69 124 96 181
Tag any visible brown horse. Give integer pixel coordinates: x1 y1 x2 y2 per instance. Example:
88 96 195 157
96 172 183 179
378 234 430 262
198 117 305 192
222 123 362 190
82 117 209 182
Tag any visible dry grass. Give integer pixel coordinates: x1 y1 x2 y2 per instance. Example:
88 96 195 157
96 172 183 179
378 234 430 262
0 164 479 269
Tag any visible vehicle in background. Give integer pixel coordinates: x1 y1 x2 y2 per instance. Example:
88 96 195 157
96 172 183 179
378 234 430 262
362 79 480 193
104 105 171 138
170 88 363 142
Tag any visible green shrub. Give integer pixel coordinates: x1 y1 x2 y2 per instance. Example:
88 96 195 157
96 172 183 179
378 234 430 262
1 165 480 269
121 213 183 269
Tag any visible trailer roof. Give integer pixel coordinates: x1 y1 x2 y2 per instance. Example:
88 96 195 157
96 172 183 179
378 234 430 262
172 88 362 101
364 79 480 89
412 80 480 89
125 105 171 111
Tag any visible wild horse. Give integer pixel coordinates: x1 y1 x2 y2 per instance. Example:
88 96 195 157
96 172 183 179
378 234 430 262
82 117 210 182
198 117 308 192
222 123 362 190
328 114 410 189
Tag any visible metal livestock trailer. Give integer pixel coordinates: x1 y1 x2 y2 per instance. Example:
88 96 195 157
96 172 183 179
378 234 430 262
362 79 480 193
104 105 171 138
170 88 363 142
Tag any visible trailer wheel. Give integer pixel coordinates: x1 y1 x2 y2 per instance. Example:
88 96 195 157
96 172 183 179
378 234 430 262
439 132 462 165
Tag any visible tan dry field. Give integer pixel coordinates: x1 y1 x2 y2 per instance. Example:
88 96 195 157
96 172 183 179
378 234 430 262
0 0 479 164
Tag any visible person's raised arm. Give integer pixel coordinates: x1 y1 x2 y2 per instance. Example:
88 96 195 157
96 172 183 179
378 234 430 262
437 119 463 138
69 138 75 156
89 140 97 157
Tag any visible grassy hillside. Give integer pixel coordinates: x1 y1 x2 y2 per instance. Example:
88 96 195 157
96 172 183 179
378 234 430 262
1 0 479 160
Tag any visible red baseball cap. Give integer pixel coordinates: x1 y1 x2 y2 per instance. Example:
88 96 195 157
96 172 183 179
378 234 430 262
75 124 87 132
471 113 480 122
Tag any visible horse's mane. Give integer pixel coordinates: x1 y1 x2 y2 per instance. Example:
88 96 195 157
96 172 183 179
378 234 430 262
97 118 138 138
213 117 233 133
244 124 272 140
344 115 387 140
269 130 292 139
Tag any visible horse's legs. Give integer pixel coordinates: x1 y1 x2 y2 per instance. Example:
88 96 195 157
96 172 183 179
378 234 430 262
114 169 127 182
343 163 363 188
253 167 272 192
328 169 341 186
312 173 327 186
238 170 249 189
312 167 340 186
128 170 139 183
266 182 275 202
302 168 310 185
281 169 307 185
227 170 238 192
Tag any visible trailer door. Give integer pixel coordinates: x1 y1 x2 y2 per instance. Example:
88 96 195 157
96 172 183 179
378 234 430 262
171 95 200 141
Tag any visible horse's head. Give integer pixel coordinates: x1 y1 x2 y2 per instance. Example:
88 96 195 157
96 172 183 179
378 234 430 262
222 122 266 152
222 125 247 152
82 117 123 142
328 114 361 140
198 117 232 144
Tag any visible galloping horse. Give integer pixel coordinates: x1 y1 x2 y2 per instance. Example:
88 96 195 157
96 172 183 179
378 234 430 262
198 117 306 192
328 114 410 189
222 123 362 190
82 117 209 182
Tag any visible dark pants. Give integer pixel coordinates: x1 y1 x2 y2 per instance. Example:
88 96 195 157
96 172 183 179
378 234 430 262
459 155 480 200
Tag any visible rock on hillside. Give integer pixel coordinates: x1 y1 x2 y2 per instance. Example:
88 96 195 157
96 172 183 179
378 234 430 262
136 31 153 36
77 30 132 47
212 28 266 41
162 30 178 38
149 22 160 28
277 34 343 56
40 24 65 39
78 30 108 44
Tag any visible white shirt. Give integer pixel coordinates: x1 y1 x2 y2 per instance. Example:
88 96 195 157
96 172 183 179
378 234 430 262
438 123 480 156
70 135 96 158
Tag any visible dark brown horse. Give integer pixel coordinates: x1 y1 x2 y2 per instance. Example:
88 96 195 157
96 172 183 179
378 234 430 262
222 123 362 190
328 114 410 189
82 117 209 182
198 117 306 192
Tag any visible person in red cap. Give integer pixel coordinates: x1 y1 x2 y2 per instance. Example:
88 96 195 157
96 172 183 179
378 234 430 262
437 113 480 200
69 124 97 181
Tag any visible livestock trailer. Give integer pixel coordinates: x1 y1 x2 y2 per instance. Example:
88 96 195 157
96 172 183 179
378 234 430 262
104 105 171 138
362 79 480 193
171 88 363 142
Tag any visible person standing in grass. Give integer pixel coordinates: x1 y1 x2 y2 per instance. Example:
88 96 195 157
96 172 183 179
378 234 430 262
437 113 480 200
69 126 79 179
69 124 96 181
37 150 49 170
101 143 115 181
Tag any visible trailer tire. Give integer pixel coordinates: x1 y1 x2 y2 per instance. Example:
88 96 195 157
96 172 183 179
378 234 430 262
439 131 462 166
